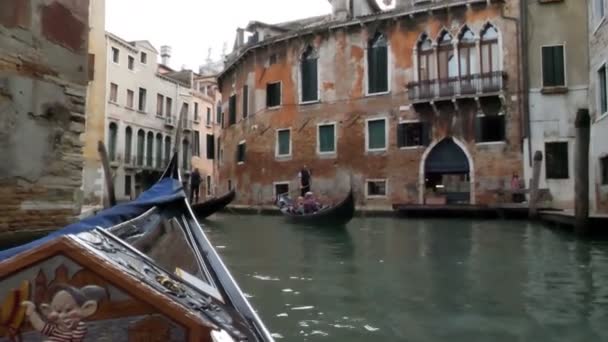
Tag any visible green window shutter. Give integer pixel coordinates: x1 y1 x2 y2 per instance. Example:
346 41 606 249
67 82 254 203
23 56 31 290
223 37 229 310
368 120 386 150
278 130 290 155
553 46 565 86
542 47 554 86
367 47 377 93
302 59 318 102
376 46 388 93
319 125 335 152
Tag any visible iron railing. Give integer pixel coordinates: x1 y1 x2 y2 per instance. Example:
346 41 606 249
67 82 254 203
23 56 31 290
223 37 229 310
407 71 506 101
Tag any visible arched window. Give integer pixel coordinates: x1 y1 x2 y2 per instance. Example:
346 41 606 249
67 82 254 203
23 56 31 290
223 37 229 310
481 24 499 74
417 34 434 81
437 30 457 79
155 133 163 168
125 126 132 163
300 46 319 103
458 27 477 77
182 139 190 171
164 136 172 163
137 129 145 166
108 123 118 161
367 32 389 94
146 131 154 167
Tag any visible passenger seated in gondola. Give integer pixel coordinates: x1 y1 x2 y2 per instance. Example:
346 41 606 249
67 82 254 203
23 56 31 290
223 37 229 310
292 196 305 215
303 192 320 214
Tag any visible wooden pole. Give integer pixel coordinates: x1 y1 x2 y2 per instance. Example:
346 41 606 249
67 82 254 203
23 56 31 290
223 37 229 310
98 141 116 208
529 151 543 219
574 108 590 235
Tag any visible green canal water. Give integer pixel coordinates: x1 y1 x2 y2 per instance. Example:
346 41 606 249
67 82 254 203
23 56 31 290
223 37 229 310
202 214 608 342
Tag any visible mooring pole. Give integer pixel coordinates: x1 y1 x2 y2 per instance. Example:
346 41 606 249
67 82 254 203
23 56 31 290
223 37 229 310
574 108 591 235
529 151 543 219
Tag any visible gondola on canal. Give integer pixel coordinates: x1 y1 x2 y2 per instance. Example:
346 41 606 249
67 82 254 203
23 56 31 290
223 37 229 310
0 155 273 341
192 189 236 220
277 189 355 226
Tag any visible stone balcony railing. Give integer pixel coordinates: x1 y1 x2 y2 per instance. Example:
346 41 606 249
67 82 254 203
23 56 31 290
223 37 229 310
165 115 177 128
407 71 506 102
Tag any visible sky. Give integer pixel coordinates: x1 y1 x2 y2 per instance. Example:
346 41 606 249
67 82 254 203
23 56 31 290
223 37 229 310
105 0 332 71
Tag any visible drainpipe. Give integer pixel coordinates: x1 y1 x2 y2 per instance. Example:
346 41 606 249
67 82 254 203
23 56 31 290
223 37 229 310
501 0 531 167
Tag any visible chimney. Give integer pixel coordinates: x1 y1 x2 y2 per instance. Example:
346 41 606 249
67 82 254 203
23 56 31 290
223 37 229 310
328 0 350 20
236 28 245 48
161 45 172 66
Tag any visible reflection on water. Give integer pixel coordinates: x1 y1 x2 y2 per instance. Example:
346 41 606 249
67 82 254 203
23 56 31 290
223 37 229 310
203 215 608 342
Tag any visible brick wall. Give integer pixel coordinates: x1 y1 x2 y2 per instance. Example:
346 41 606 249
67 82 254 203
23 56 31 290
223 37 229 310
0 0 90 233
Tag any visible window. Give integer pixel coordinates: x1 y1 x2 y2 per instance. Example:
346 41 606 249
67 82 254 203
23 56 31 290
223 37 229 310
166 97 173 116
125 126 132 162
137 130 145 165
541 45 565 87
458 27 477 77
367 33 389 94
267 82 281 108
596 0 605 21
140 52 147 64
125 175 132 197
599 65 607 114
146 132 153 167
366 180 387 197
437 31 457 79
128 56 134 70
317 123 336 154
126 89 134 108
481 25 500 74
216 102 222 124
545 142 569 179
108 122 118 161
276 129 291 157
418 34 434 81
109 83 118 102
269 54 278 65
206 176 212 196
194 102 199 122
182 139 190 171
206 108 212 126
164 136 171 163
206 134 215 159
242 85 249 118
366 118 387 151
601 156 608 185
217 137 221 162
155 133 163 167
475 114 505 143
274 182 289 202
111 47 119 63
156 94 164 116
397 122 430 148
229 94 237 125
193 131 201 157
138 88 147 112
237 141 246 163
301 46 319 102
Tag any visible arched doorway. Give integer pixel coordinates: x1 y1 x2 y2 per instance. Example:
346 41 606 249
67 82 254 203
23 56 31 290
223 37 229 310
420 137 473 204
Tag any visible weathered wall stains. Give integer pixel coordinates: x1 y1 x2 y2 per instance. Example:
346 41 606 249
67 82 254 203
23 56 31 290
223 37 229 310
0 0 31 29
41 2 86 52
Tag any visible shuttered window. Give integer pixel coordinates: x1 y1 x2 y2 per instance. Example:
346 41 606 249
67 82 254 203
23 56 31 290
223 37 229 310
545 142 569 179
277 129 291 156
542 45 565 87
475 115 505 143
367 119 387 151
206 134 215 160
237 142 246 163
228 95 237 125
367 33 389 94
397 122 430 147
193 131 201 157
301 46 319 102
318 124 335 153
242 85 249 118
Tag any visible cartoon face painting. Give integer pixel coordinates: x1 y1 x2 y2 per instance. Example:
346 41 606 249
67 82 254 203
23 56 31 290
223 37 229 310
21 284 105 342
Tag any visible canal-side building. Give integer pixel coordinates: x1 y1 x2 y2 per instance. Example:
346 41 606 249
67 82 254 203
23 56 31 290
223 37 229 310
105 35 194 200
589 0 608 213
522 0 589 210
0 0 92 232
216 0 523 208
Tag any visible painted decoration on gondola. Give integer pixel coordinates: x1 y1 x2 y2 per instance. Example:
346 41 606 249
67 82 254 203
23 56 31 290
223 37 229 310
0 256 186 342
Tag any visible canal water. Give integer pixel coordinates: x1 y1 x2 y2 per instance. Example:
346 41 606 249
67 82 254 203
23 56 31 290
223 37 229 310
202 214 608 342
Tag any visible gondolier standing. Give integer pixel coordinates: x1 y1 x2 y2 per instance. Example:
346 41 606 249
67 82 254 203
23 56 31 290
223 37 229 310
298 165 311 197
190 168 201 204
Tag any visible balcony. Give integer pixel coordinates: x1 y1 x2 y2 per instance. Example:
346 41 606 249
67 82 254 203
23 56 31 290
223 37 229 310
165 115 176 128
407 72 506 103
109 153 122 167
124 156 137 169
181 119 193 132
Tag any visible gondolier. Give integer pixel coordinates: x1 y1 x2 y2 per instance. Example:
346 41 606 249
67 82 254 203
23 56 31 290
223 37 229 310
298 165 311 197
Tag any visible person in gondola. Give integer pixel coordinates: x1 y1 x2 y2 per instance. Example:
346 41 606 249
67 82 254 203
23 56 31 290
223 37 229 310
298 165 312 197
190 168 201 204
303 192 320 214
294 196 305 215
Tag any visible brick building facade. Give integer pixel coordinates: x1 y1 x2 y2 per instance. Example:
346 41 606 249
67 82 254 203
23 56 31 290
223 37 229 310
217 0 523 208
0 0 91 232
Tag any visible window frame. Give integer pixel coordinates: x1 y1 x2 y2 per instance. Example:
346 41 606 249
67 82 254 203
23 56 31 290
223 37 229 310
128 55 135 71
545 141 569 180
365 179 388 199
540 44 567 88
138 87 147 112
109 83 118 103
126 89 134 109
237 140 246 165
273 181 290 202
275 128 292 159
266 81 282 109
194 102 200 123
601 155 608 185
480 25 500 74
397 119 427 149
475 112 507 145
156 94 164 117
111 47 120 64
300 46 320 104
140 52 148 64
597 62 608 118
228 93 237 125
365 117 389 153
242 85 249 117
365 33 391 97
316 122 337 155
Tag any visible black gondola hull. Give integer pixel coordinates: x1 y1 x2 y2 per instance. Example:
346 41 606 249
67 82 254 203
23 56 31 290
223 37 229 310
279 190 355 226
192 190 236 219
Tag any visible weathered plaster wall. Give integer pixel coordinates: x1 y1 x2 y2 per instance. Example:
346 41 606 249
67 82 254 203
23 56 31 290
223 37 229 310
0 0 90 232
218 2 523 208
